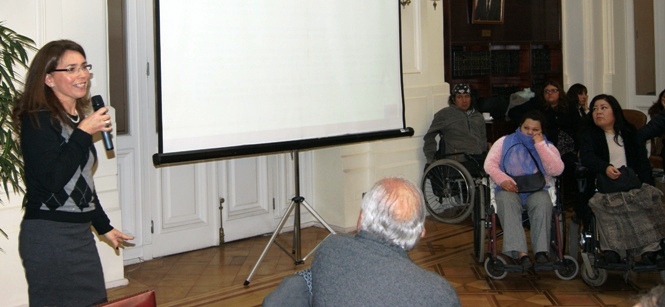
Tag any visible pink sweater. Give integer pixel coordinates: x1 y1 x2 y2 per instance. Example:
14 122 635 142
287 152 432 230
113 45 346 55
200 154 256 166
483 136 565 186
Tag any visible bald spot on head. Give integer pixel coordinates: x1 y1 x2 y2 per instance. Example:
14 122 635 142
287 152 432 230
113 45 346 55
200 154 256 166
380 178 420 222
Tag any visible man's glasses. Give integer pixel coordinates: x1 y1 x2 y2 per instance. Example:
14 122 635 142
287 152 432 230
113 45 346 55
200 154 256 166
51 64 92 74
544 88 559 94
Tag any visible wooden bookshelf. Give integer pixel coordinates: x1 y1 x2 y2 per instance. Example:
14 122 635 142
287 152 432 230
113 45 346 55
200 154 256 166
442 0 562 99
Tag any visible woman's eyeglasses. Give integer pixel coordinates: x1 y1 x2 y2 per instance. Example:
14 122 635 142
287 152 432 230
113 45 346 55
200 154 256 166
544 88 559 94
51 64 92 74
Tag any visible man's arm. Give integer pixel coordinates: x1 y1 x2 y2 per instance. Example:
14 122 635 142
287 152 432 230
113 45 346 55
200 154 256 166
638 111 665 143
423 114 445 164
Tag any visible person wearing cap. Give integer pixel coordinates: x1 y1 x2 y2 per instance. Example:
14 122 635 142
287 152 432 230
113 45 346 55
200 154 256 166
423 83 488 174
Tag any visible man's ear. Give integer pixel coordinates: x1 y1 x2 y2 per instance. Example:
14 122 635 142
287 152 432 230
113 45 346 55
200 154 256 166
356 211 363 232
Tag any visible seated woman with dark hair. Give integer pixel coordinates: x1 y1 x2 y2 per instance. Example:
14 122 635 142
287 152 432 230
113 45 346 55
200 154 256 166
580 94 665 264
484 110 564 269
567 83 589 120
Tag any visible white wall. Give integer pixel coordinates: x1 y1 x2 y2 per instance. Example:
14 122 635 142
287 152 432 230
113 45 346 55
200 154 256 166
562 0 665 112
0 0 126 305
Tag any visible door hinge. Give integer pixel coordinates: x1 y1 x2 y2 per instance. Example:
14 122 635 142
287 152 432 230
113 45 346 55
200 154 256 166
219 198 225 244
146 62 150 76
150 220 154 234
272 198 275 210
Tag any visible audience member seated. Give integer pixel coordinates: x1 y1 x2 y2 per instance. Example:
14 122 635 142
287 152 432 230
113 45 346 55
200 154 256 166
640 89 665 145
508 80 582 221
647 89 665 119
565 83 596 224
644 89 665 166
263 177 461 307
567 83 589 120
580 94 664 264
423 83 487 175
483 110 564 269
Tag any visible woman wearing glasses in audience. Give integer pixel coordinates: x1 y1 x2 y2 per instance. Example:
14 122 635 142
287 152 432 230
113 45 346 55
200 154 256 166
11 40 133 306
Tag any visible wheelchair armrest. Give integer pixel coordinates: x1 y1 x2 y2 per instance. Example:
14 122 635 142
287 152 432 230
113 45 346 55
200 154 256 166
437 152 467 159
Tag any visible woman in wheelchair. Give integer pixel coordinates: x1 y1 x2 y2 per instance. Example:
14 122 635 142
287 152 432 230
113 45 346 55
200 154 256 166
579 94 665 271
483 110 564 269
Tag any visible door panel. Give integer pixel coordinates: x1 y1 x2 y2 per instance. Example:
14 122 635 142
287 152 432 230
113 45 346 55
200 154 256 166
221 156 279 242
152 163 218 257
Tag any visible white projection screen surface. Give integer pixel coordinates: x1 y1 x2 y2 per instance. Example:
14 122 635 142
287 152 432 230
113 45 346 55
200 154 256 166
153 0 411 165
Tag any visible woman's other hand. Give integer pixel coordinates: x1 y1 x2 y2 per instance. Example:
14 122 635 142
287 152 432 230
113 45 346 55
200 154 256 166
103 228 135 250
500 180 519 193
605 165 621 179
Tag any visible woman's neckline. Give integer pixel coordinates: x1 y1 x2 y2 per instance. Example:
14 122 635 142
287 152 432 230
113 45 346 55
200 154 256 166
66 109 80 124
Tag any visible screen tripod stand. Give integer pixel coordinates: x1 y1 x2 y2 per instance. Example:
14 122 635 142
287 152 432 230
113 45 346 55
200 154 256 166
244 150 336 285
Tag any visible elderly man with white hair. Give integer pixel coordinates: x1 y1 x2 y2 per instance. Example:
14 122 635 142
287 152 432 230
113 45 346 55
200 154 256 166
263 177 460 307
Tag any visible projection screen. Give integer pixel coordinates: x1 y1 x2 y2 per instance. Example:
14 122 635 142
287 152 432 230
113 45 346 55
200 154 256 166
153 0 412 165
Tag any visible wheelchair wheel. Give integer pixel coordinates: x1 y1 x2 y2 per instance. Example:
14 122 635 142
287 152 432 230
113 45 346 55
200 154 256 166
422 160 475 224
484 256 508 279
581 263 608 287
554 255 579 280
473 184 487 263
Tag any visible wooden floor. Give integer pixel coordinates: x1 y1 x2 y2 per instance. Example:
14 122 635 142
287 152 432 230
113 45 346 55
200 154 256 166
107 216 663 306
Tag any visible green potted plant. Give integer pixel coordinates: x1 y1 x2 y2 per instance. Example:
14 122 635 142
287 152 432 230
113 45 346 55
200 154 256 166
0 22 36 249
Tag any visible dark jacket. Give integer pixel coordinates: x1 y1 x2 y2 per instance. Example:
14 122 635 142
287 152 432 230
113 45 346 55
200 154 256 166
639 109 665 142
639 110 665 163
580 125 653 186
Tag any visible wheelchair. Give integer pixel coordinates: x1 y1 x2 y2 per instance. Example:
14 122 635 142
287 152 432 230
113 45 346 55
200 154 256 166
578 216 665 287
570 168 665 286
421 153 485 224
473 177 580 280
577 202 665 286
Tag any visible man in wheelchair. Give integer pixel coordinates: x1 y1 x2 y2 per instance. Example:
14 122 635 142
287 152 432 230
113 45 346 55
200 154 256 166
423 83 488 176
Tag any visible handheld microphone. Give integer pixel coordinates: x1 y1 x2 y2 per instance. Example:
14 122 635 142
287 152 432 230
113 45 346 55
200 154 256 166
91 95 114 151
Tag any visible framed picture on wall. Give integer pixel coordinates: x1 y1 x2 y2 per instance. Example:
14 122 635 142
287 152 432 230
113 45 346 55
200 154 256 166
471 0 504 24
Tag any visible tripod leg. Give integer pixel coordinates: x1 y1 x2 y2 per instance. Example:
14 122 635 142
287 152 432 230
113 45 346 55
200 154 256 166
293 198 301 258
244 200 297 286
299 200 337 261
300 200 337 234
